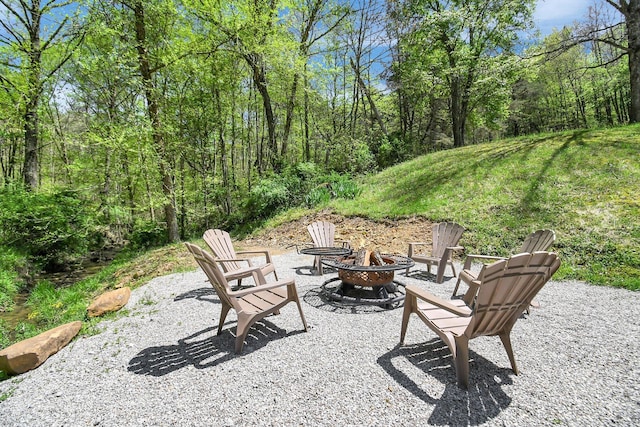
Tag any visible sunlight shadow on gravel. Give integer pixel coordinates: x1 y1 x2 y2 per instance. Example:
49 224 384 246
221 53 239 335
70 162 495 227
127 321 304 376
378 340 514 426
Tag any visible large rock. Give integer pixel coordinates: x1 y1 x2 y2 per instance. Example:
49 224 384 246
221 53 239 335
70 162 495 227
87 287 131 317
0 321 82 375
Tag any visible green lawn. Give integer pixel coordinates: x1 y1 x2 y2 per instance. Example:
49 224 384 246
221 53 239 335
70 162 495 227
331 125 640 289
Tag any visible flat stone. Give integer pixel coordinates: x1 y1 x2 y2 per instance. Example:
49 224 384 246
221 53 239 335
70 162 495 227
0 321 82 375
87 287 131 317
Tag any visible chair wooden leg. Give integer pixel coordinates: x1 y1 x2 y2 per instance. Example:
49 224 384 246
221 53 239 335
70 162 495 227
295 300 308 331
436 261 447 283
235 314 254 354
218 304 231 335
287 284 308 331
454 336 470 389
400 293 415 344
499 332 519 375
452 276 462 296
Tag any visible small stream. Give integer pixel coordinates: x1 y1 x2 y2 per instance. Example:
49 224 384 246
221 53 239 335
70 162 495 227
1 254 115 331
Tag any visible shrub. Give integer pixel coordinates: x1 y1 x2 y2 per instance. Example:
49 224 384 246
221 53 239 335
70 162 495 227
0 187 96 272
128 220 168 250
0 247 26 312
327 174 361 199
245 176 292 220
305 186 332 207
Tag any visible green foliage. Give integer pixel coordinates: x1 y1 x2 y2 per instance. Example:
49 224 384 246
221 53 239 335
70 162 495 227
328 137 377 174
325 173 361 200
0 318 10 349
128 220 169 250
0 247 26 312
372 134 413 168
240 163 361 222
305 186 332 207
245 176 292 220
0 187 98 272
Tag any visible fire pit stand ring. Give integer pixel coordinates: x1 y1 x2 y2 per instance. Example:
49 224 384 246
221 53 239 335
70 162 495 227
320 277 406 309
320 254 414 309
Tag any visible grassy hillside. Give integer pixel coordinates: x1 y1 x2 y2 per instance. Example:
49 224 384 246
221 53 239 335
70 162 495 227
332 125 640 289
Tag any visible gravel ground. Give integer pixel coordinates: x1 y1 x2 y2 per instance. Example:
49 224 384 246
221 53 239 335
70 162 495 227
1 251 639 426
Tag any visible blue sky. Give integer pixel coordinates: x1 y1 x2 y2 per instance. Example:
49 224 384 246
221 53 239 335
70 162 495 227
534 0 604 35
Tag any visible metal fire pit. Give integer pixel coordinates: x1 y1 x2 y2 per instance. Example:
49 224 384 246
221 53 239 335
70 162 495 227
320 254 414 308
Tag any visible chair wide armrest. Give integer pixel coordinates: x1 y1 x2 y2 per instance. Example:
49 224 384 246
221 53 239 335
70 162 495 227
215 257 252 264
407 242 428 257
462 253 506 270
236 249 273 264
221 264 265 280
229 278 295 297
406 285 472 317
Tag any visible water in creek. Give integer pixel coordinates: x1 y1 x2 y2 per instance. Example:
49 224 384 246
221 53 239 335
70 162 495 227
1 255 114 330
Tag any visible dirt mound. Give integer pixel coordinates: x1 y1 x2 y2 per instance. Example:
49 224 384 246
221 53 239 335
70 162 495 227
240 210 435 255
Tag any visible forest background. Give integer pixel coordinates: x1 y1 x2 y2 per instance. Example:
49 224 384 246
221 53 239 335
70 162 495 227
0 0 637 342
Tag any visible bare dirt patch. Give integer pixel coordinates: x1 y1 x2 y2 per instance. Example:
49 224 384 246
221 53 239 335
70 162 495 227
239 210 435 255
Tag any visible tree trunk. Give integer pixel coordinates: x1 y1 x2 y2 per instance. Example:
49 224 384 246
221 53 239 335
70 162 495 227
22 4 42 191
606 0 640 122
628 2 640 122
451 78 466 148
132 1 179 243
303 69 311 162
23 99 40 190
245 53 279 171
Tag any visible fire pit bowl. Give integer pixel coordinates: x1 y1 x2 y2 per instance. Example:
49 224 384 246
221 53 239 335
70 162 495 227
320 254 415 308
337 256 396 287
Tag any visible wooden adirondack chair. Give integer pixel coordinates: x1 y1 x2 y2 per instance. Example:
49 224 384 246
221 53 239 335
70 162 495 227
185 242 308 354
203 229 278 287
306 221 350 275
400 251 561 388
406 222 465 283
452 229 555 297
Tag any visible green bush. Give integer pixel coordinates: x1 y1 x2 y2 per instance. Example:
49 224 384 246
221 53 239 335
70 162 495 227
0 246 26 312
0 319 10 349
327 174 361 199
245 177 292 220
0 186 97 272
305 186 332 207
128 220 168 249
234 164 361 225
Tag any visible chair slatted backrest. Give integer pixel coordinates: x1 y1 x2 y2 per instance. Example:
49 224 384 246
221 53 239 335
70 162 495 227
431 222 465 258
185 242 236 309
307 221 336 247
468 252 561 338
520 229 556 253
203 229 243 274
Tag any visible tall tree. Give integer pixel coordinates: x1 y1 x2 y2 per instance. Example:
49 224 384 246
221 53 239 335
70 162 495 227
123 0 180 242
0 0 84 190
280 0 348 160
600 0 640 122
393 0 535 147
